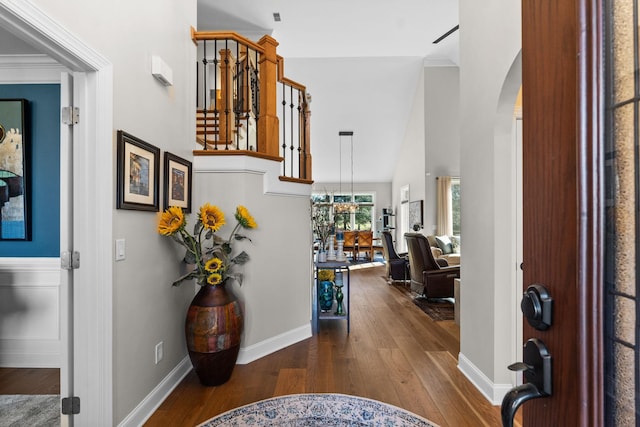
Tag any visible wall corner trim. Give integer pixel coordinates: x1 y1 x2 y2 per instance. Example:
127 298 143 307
457 352 514 406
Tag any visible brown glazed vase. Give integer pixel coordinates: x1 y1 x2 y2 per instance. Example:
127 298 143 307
185 282 244 386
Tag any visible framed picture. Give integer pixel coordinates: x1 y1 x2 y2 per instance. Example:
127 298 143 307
0 99 30 240
163 152 192 213
409 200 424 231
116 130 160 211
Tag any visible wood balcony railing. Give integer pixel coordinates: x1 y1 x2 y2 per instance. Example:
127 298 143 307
191 29 313 183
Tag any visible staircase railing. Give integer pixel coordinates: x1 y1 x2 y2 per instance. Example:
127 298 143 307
192 29 312 183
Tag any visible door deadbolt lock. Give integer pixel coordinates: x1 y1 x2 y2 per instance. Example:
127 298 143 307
521 284 553 330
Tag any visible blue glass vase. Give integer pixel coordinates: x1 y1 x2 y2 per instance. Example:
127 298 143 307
318 280 334 311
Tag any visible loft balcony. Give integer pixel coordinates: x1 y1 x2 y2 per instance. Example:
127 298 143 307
192 29 313 184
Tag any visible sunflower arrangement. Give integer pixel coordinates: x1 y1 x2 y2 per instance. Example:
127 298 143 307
158 203 258 287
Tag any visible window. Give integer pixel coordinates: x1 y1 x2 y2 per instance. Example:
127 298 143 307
452 178 461 235
312 192 375 231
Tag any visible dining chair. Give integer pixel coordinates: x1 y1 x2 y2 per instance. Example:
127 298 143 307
342 230 357 261
356 230 373 262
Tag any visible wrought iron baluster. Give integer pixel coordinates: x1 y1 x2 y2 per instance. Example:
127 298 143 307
235 40 241 149
297 90 303 179
289 85 295 178
213 40 218 150
253 48 259 152
281 81 287 175
202 40 208 150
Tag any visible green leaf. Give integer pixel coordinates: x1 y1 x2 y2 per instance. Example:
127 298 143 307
183 250 197 265
171 270 199 287
231 251 250 265
233 234 252 243
222 242 232 255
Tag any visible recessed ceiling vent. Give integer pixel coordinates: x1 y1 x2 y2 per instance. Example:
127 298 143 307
273 12 281 22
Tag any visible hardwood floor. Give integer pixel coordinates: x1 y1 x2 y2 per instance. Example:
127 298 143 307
145 263 519 427
0 368 60 394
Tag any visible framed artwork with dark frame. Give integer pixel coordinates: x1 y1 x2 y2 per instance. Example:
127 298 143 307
163 152 192 213
0 99 30 240
409 200 424 231
116 130 160 211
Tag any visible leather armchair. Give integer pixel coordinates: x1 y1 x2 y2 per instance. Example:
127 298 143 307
381 231 409 282
404 232 460 298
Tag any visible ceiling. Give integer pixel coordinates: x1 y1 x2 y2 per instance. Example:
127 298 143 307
198 0 459 184
0 0 460 184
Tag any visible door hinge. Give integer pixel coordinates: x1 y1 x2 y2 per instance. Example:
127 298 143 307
61 106 79 125
61 396 80 415
61 251 80 270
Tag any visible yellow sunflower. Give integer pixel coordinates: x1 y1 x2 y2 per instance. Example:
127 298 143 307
157 206 185 236
235 205 257 229
199 203 225 232
205 257 223 272
207 273 223 285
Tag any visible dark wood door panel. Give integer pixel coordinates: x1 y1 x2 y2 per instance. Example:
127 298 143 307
521 0 603 425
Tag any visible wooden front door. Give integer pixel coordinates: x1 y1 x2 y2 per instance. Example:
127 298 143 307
518 0 604 425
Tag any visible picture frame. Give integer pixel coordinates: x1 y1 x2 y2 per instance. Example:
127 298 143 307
0 99 30 240
409 200 424 231
163 152 192 213
116 130 160 211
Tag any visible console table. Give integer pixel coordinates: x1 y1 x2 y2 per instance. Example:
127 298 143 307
312 260 350 334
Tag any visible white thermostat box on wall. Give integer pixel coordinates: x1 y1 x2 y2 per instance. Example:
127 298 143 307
151 55 173 86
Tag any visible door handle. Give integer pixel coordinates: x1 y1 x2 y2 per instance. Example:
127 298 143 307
501 338 552 427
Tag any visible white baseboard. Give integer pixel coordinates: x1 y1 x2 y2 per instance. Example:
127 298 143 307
237 324 312 365
117 356 192 427
457 352 513 406
118 325 311 426
0 339 60 367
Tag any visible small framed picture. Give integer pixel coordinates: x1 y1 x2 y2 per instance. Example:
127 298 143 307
116 130 160 211
163 152 192 213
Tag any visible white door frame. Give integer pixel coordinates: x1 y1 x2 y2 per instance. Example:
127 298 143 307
0 2 114 425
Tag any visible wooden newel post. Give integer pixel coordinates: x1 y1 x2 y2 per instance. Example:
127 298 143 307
218 49 235 147
302 107 312 180
257 35 280 158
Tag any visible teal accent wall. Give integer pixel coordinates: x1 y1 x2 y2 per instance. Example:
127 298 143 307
0 84 60 257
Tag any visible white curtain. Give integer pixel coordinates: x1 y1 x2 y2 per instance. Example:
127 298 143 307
436 176 452 236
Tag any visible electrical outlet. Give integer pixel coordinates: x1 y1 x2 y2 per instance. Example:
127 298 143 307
155 341 163 364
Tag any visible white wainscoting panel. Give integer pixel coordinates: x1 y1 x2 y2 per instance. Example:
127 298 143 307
0 258 61 367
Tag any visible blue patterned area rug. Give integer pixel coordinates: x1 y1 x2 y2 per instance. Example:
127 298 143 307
0 394 59 427
198 393 439 426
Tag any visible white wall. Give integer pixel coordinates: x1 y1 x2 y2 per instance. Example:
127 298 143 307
29 0 198 423
0 258 61 367
392 65 460 248
193 156 313 362
457 0 522 403
392 67 425 246
424 66 460 235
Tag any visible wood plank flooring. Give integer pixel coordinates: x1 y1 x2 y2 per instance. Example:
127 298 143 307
0 368 59 394
145 263 520 426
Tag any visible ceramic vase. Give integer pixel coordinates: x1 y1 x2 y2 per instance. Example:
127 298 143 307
318 280 334 311
185 282 243 386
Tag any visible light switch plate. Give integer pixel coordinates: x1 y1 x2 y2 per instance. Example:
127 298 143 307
115 239 126 261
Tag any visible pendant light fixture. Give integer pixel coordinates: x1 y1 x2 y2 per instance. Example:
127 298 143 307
334 131 357 214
